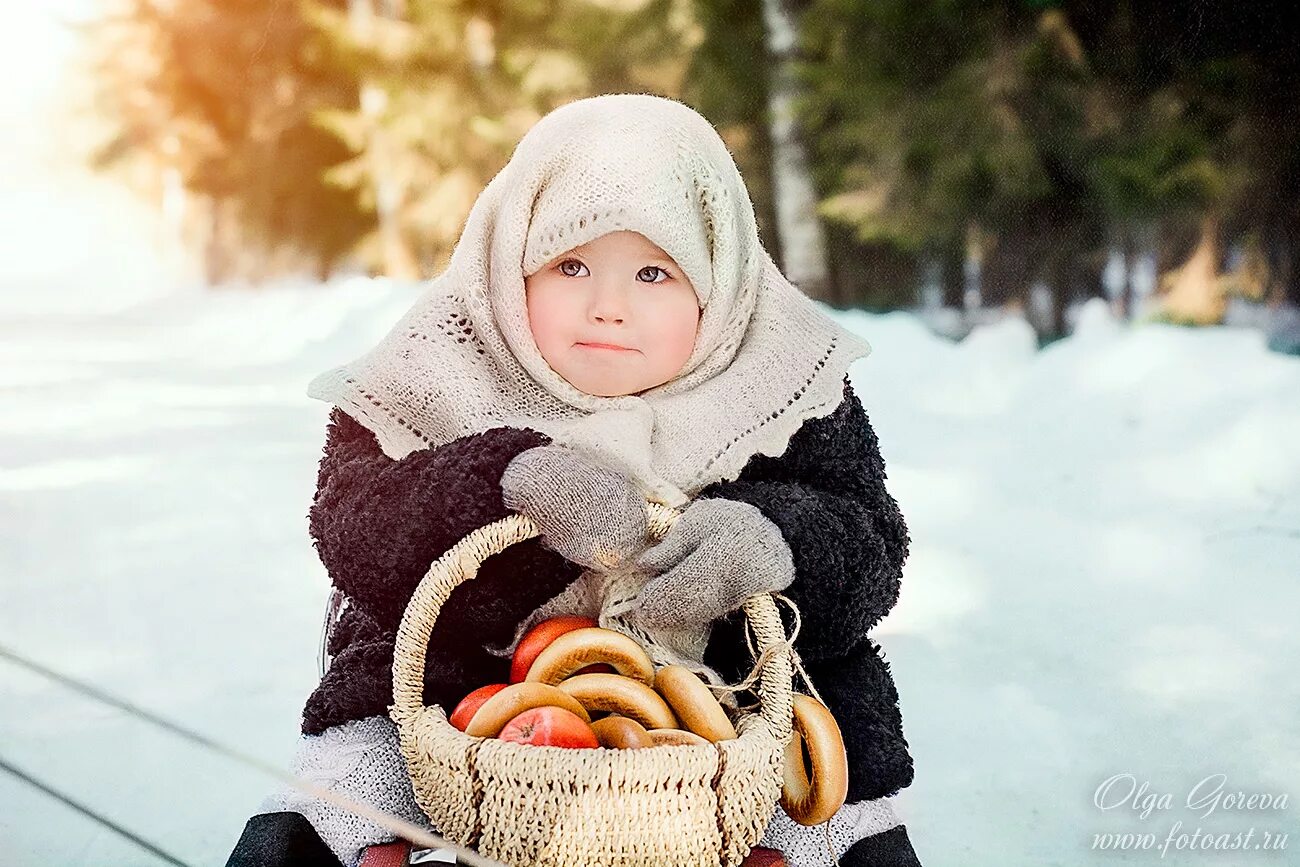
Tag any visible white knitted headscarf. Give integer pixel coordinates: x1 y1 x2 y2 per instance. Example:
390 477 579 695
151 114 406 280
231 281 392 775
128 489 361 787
306 92 872 509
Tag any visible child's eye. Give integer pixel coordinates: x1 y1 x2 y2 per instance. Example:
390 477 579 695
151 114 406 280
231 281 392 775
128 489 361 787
557 259 589 278
637 266 670 284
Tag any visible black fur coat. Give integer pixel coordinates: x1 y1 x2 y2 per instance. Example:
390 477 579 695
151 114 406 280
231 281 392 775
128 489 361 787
301 376 914 805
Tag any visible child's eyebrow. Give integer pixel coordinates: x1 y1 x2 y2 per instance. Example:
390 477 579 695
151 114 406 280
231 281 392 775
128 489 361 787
561 248 677 268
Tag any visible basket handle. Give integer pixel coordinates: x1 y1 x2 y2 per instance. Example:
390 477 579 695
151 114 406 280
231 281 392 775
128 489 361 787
391 502 794 742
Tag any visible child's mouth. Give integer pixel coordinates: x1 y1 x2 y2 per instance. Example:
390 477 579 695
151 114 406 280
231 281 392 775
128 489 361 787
576 342 635 352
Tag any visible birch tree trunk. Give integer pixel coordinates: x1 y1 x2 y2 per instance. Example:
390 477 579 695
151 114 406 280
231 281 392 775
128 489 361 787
760 0 832 303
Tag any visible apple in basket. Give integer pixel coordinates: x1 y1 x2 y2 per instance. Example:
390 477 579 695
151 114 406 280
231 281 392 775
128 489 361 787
498 706 600 748
449 683 508 731
509 616 614 683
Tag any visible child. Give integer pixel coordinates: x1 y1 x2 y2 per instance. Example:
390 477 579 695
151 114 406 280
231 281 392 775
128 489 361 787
225 93 920 867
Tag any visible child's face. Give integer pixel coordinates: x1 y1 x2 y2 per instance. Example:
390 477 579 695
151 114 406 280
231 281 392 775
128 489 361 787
525 231 701 397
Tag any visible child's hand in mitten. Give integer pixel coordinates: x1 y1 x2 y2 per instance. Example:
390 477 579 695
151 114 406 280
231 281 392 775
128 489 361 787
628 498 796 629
501 443 650 571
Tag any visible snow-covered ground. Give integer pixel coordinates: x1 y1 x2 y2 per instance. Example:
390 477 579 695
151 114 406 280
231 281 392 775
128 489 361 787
2 282 1298 865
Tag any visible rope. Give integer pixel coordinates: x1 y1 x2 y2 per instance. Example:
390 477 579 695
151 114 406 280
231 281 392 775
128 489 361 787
707 591 829 710
0 643 510 867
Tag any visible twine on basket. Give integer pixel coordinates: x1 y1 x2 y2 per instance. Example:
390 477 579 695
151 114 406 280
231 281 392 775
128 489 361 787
706 591 828 712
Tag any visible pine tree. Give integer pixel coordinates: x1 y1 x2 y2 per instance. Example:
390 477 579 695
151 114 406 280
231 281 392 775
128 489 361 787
88 0 370 283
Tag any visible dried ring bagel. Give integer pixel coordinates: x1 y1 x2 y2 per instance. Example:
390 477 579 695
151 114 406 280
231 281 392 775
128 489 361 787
780 694 849 826
555 672 678 730
646 728 711 747
525 627 655 686
654 665 738 743
462 682 591 738
590 715 652 749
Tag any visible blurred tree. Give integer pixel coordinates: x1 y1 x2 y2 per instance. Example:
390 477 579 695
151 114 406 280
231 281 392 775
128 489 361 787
790 0 1086 315
87 0 1300 313
1065 1 1242 321
760 0 832 301
678 0 777 238
793 0 1299 327
1064 0 1300 312
88 0 372 283
88 0 702 282
680 0 864 305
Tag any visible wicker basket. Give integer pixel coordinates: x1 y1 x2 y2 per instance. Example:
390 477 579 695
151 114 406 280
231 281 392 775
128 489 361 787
390 501 797 867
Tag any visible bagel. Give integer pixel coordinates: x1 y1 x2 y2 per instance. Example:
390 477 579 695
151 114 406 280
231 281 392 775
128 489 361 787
462 682 591 738
780 694 849 826
590 715 652 749
646 728 711 747
653 665 738 743
524 627 655 686
555 672 679 730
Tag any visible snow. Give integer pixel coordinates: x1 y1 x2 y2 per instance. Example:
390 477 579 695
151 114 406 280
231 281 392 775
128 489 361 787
2 285 1298 865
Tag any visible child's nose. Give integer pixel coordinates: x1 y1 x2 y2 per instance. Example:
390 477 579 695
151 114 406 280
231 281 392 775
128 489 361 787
588 281 630 324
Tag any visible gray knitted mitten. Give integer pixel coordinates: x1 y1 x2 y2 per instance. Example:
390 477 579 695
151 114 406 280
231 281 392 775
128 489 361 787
629 497 796 629
501 443 651 572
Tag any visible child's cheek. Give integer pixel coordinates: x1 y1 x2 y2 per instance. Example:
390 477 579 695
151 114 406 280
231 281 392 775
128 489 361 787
525 281 567 353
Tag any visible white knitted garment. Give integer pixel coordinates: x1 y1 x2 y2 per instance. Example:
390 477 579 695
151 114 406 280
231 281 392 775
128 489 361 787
258 715 433 867
306 93 873 508
760 797 904 867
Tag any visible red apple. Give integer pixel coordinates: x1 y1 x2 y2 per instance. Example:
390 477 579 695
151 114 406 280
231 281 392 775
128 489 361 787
449 683 508 731
510 616 614 682
497 706 600 748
